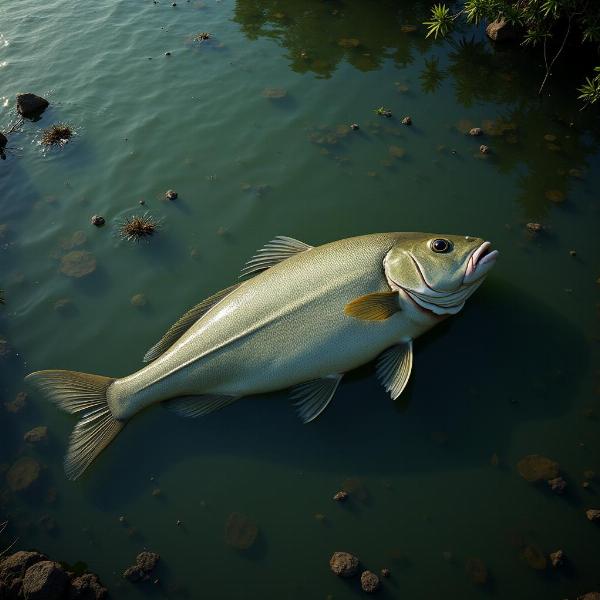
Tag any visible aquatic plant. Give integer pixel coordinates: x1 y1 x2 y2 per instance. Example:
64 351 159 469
119 213 160 242
374 106 392 117
423 0 600 105
41 124 73 146
193 32 212 42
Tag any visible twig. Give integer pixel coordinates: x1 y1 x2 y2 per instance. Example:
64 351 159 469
538 16 572 96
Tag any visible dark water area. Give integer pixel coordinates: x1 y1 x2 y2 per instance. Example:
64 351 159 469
1 0 599 598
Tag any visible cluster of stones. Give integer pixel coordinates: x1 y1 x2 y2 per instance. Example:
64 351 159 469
0 551 107 599
329 552 386 594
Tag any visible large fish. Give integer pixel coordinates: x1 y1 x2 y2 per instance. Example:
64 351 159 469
27 232 498 479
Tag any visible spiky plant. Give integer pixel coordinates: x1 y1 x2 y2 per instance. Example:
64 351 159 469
193 32 212 42
119 213 160 242
0 521 18 558
41 124 73 146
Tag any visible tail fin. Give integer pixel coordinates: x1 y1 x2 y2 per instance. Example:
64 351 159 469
25 370 123 480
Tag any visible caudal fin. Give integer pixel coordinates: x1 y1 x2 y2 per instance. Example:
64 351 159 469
25 370 123 480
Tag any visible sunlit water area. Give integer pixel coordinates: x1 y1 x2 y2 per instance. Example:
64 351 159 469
1 0 599 598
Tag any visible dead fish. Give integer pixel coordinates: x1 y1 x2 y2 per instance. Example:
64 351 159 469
27 233 498 479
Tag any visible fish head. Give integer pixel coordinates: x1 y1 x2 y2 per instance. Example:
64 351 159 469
384 233 498 316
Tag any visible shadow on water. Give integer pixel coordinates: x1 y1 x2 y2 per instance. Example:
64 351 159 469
73 278 588 509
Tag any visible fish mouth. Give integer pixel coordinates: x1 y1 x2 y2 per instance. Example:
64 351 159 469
463 241 499 284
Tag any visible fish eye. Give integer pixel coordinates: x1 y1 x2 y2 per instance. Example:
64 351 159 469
430 238 452 253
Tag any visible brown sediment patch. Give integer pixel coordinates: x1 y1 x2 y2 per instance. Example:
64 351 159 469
338 38 361 48
545 189 565 204
224 512 258 550
60 251 96 278
465 557 488 584
520 544 547 570
6 457 41 492
516 454 559 482
262 88 287 99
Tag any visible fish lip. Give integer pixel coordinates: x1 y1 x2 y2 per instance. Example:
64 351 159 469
463 241 498 284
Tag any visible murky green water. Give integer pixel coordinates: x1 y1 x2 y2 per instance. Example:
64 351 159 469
1 0 599 598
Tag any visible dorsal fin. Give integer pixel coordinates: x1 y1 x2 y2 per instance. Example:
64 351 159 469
240 236 313 277
143 283 241 363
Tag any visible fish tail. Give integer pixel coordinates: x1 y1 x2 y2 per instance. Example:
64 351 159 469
25 370 124 480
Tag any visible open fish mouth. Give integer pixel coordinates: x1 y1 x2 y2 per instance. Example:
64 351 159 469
463 241 499 284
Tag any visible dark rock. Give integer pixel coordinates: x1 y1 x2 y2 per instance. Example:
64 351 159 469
360 570 380 593
329 552 359 577
401 116 412 126
123 552 160 582
486 18 517 42
68 573 108 599
0 132 7 149
24 426 48 444
548 476 567 494
586 509 600 521
550 550 564 568
22 560 69 600
469 127 483 136
90 215 105 227
16 93 49 119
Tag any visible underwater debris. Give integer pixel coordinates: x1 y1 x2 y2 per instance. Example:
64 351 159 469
550 550 565 568
465 557 488 584
16 93 49 119
6 457 41 492
119 214 160 242
586 509 600 522
333 490 348 502
517 455 560 482
329 552 359 577
374 107 392 118
224 513 258 550
91 215 105 227
41 124 73 146
380 568 391 578
548 476 567 494
60 251 96 278
360 570 380 593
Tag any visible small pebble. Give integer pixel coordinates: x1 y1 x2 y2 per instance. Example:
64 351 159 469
547 476 567 494
469 127 483 136
585 508 600 521
401 116 412 126
360 570 380 593
526 222 543 233
350 123 359 131
480 144 490 154
119 516 126 523
176 519 182 526
381 568 391 578
165 52 171 56
139 200 145 205
165 189 178 201
583 481 591 489
569 249 576 257
333 490 348 502
550 549 564 568
91 215 105 227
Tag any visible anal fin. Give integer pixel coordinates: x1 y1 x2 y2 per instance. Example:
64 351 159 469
290 374 342 423
165 394 239 418
376 341 413 400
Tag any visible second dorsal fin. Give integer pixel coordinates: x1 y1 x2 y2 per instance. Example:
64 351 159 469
240 235 313 277
143 283 241 363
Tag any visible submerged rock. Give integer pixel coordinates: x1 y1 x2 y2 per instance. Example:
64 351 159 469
123 552 160 582
24 426 48 444
479 144 490 154
16 93 49 119
578 594 600 600
0 132 7 149
4 391 27 413
516 454 559 482
22 560 69 600
329 552 359 577
401 116 412 126
6 457 41 492
380 568 391 578
130 294 147 308
0 551 47 582
164 189 178 201
360 570 380 593
262 88 287 99
333 490 348 502
520 545 547 570
526 222 544 233
60 251 96 278
90 215 105 227
465 557 488 584
224 512 258 550
469 127 483 136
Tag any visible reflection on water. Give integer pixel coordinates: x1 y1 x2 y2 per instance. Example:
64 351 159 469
1 0 599 598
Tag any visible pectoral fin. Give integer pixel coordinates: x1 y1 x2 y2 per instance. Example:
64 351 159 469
240 236 313 277
344 291 400 321
290 374 342 423
376 341 413 400
164 394 239 418
143 283 241 363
